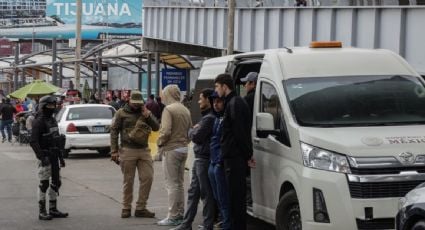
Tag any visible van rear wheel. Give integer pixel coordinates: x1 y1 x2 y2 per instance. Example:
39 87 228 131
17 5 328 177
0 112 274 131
276 190 301 230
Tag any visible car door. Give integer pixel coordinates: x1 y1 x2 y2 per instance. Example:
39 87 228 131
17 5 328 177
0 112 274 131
251 79 292 220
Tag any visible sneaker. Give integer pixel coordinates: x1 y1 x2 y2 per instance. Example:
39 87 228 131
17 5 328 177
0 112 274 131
135 209 155 218
2 138 5 143
157 217 183 226
121 209 131 218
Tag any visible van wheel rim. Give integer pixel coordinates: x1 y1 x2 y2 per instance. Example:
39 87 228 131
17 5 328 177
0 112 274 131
288 204 301 230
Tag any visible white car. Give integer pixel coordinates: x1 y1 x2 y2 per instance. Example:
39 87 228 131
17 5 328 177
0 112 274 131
56 104 116 157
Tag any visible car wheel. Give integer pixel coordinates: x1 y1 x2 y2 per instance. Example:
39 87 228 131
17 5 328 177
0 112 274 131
98 148 110 156
276 190 301 230
62 149 70 158
412 220 425 230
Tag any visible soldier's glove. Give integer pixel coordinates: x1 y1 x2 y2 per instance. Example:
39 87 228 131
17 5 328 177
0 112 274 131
60 159 65 168
111 152 120 165
41 156 50 167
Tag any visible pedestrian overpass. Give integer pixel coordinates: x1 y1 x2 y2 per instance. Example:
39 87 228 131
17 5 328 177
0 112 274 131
143 1 425 74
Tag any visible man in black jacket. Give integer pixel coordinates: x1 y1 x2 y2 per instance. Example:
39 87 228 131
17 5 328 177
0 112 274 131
214 73 255 230
172 88 216 230
0 98 16 142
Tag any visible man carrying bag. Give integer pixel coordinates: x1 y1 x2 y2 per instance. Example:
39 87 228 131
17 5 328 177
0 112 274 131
110 90 160 218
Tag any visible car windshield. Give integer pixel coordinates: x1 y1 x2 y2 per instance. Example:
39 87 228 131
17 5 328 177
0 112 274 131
284 75 425 127
66 107 115 121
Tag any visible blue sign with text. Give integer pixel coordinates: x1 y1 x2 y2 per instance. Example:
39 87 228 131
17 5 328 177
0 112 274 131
162 69 187 91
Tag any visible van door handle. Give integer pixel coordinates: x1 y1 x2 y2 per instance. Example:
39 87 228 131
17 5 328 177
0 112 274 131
253 138 260 144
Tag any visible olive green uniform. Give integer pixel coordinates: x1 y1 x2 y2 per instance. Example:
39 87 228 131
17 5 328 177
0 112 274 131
110 104 159 211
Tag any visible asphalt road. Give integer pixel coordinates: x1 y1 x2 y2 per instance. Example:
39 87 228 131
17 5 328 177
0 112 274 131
0 141 274 230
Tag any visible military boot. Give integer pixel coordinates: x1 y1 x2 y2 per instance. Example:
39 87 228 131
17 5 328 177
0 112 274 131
38 200 52 220
49 200 69 218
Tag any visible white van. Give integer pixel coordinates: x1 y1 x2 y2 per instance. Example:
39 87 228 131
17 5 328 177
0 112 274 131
192 42 425 230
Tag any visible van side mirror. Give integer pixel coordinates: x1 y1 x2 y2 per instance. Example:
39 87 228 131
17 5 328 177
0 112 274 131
256 113 280 138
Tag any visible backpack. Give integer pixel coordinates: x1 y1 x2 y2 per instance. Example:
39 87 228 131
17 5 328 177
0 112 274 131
128 118 152 145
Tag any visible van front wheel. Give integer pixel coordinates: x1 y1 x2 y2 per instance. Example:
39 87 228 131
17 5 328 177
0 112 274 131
276 190 301 230
412 220 425 230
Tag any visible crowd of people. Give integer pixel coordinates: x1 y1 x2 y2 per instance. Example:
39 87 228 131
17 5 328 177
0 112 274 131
109 72 258 230
0 97 37 142
2 72 260 230
0 91 169 144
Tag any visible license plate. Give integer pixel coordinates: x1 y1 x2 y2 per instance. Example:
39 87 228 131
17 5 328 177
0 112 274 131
92 126 105 133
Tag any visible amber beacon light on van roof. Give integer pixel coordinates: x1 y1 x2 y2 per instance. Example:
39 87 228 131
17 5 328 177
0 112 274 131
310 41 343 48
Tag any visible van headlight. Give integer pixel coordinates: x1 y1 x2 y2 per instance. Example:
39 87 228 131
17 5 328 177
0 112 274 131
301 142 351 174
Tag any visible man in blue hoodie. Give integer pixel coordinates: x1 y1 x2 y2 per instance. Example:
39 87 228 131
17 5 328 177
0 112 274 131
208 92 230 230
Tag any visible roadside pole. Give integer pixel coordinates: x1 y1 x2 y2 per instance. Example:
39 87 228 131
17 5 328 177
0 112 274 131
227 0 235 55
155 52 160 96
52 37 57 86
97 51 102 100
75 0 82 92
13 43 19 91
147 52 152 97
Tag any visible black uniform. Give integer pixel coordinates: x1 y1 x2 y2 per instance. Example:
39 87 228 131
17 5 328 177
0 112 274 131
30 95 68 220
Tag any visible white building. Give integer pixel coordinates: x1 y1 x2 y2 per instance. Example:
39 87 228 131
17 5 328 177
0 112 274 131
0 0 46 27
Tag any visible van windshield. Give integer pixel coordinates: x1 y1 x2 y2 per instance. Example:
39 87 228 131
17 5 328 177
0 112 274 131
284 75 425 127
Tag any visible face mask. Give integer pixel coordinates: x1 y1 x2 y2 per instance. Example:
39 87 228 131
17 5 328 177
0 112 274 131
42 103 56 116
42 108 55 116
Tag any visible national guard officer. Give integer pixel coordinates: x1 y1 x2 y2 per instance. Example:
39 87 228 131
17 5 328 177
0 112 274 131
30 95 68 220
110 90 160 218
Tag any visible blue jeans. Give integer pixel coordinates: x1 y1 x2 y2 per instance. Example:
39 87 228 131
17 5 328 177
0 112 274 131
0 120 13 141
208 163 231 230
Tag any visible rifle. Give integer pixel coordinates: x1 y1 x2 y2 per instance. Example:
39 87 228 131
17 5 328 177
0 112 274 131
42 132 66 194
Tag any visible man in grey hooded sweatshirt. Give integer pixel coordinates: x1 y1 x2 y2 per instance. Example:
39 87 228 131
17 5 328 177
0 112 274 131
157 85 192 226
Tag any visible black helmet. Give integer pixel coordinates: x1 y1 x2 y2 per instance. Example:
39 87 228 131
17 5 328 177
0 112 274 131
38 95 57 110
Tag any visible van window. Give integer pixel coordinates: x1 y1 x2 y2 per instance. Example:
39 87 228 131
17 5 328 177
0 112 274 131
260 82 291 146
285 75 425 127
